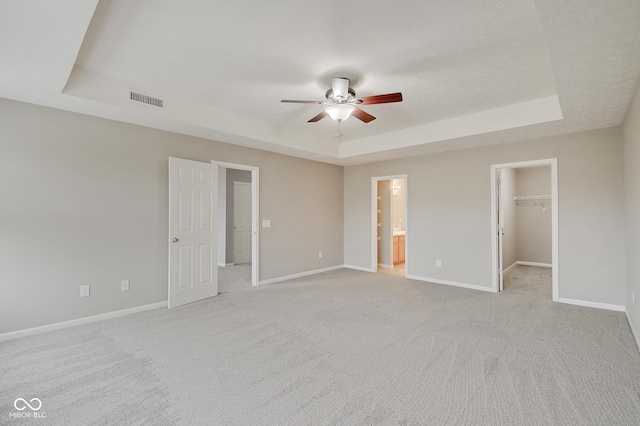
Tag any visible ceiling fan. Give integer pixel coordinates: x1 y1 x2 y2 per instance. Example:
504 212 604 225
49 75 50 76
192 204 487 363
281 77 403 123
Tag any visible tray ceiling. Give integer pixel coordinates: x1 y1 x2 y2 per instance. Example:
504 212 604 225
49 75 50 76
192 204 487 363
1 0 639 165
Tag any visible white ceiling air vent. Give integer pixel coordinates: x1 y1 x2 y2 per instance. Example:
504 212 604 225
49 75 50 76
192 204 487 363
130 91 164 108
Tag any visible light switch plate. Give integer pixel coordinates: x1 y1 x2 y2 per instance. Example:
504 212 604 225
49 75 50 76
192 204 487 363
262 220 271 228
80 285 90 297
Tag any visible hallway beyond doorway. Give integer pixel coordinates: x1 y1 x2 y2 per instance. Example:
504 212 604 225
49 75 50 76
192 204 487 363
377 264 406 277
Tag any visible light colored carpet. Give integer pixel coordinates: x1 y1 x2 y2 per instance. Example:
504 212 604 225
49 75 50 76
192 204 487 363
2 265 640 425
503 264 553 301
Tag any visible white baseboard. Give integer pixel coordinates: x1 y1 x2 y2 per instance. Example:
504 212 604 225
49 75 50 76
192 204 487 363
0 301 168 342
502 262 518 273
258 265 343 285
406 274 494 293
217 262 226 267
625 310 640 352
343 264 375 273
377 263 394 269
226 263 234 267
556 297 625 312
517 261 552 268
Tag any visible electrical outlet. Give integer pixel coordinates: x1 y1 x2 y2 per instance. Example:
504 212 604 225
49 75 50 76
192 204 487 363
80 285 90 297
436 259 442 267
122 280 130 291
318 251 323 259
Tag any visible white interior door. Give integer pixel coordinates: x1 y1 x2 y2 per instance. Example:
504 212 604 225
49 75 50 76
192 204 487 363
497 171 504 292
233 181 252 264
168 157 217 308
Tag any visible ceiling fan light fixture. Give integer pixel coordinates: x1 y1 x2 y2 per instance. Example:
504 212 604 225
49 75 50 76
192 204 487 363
281 77 402 124
325 104 354 122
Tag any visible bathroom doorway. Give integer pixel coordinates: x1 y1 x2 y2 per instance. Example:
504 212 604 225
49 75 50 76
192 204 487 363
372 175 407 277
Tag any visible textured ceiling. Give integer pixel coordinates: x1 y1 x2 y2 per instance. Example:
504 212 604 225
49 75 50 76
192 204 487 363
75 0 556 142
1 0 639 165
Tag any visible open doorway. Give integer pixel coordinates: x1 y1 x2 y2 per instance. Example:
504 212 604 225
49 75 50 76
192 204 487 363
491 159 558 300
213 161 259 287
372 175 407 277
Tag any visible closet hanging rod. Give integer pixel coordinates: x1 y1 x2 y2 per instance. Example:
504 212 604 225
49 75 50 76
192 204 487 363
513 195 551 201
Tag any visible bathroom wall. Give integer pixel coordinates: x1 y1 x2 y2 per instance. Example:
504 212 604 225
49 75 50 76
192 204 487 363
377 180 392 267
391 178 406 232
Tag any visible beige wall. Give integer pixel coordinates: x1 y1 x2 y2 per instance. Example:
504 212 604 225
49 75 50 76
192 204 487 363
623 84 640 342
2 93 634 335
345 127 625 305
515 167 552 264
0 98 344 334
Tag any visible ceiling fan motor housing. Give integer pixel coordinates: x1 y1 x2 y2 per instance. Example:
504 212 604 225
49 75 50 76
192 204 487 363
325 87 356 103
327 77 355 103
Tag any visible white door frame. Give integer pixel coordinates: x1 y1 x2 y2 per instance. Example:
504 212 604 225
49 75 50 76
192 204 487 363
490 158 559 300
212 160 259 286
217 167 227 267
371 175 408 275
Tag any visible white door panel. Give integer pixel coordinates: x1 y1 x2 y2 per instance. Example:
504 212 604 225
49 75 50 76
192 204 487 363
169 157 217 308
233 182 252 265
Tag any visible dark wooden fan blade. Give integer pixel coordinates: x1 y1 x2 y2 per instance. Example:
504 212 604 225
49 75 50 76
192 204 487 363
356 92 403 105
308 111 328 122
281 99 325 104
352 107 376 123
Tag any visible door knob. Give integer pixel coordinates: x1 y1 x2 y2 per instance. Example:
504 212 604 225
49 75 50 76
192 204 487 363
171 237 179 243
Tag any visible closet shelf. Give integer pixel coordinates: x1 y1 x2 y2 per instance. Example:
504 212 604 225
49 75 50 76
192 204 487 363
514 195 551 209
513 195 551 201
